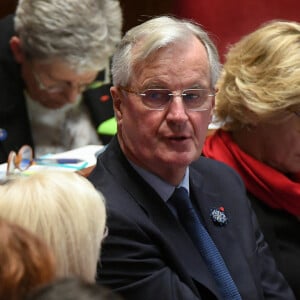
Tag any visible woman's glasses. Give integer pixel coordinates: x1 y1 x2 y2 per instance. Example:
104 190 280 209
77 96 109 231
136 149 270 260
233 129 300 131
7 145 33 175
0 145 34 184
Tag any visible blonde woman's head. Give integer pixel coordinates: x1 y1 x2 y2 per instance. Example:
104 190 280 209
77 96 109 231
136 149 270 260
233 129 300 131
215 20 300 130
0 171 106 282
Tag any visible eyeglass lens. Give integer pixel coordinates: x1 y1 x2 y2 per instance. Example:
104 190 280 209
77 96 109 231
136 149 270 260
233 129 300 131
45 82 89 94
140 89 213 111
6 145 33 174
34 70 90 94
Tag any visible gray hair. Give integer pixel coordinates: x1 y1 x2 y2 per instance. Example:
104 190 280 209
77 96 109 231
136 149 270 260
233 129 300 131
14 0 122 73
111 16 220 88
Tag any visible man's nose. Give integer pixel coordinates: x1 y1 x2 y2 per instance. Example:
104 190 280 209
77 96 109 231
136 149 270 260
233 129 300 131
166 95 188 120
64 87 80 103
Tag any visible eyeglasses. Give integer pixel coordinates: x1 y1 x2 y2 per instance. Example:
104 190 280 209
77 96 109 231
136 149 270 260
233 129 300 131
6 145 34 175
120 87 215 111
0 145 34 184
32 69 92 94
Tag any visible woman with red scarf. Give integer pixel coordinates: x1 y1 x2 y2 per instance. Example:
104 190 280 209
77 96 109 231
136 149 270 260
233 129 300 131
203 20 300 298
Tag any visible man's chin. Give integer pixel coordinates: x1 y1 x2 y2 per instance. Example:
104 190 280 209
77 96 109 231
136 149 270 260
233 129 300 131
162 154 195 168
39 99 72 110
42 102 66 109
38 95 81 110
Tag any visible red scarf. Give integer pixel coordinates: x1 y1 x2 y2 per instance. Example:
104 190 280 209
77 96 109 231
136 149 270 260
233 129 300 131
203 129 300 216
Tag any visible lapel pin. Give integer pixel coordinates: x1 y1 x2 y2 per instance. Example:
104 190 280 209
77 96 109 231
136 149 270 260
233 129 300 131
210 206 228 226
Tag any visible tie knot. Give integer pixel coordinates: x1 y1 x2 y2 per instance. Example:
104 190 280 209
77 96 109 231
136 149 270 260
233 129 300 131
173 187 189 198
169 187 193 214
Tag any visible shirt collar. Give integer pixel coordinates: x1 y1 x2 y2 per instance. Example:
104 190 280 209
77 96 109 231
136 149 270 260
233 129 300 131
128 160 190 202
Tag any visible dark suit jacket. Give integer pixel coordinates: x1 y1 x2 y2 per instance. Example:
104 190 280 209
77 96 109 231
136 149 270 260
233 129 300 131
0 14 114 163
88 137 295 300
248 193 300 299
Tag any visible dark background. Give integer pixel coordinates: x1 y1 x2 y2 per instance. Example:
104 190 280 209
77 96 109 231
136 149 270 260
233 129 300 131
0 0 173 33
1 0 300 61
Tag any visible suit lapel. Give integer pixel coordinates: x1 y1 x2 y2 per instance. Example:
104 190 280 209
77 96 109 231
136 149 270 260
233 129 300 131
101 139 221 297
189 166 259 297
145 197 221 297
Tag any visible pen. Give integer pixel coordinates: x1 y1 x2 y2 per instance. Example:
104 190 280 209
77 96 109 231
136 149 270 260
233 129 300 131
34 158 85 164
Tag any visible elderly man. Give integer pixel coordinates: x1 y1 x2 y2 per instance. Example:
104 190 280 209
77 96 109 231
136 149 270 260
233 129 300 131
89 16 295 300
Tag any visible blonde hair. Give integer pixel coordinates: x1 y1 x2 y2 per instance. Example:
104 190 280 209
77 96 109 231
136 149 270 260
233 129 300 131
0 171 106 282
215 20 300 130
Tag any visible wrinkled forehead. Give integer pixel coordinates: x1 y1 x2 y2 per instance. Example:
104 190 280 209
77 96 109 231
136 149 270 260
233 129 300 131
132 30 205 62
130 36 210 84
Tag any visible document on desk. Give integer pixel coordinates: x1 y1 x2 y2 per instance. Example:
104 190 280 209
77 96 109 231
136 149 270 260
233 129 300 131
26 145 104 173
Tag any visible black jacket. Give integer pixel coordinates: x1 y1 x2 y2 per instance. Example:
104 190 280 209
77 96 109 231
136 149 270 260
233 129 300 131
249 193 300 299
88 137 295 300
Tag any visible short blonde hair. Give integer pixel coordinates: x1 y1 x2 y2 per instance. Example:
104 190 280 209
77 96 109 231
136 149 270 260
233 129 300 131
0 171 106 282
215 20 300 130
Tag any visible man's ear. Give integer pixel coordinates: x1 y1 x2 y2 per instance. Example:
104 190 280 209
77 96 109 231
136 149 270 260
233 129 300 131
110 86 123 122
9 36 25 63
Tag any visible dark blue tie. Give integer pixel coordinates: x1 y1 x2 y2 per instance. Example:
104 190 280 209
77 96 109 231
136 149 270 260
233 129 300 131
169 187 241 300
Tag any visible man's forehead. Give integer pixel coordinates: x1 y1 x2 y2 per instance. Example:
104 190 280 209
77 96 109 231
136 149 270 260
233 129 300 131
33 60 98 82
